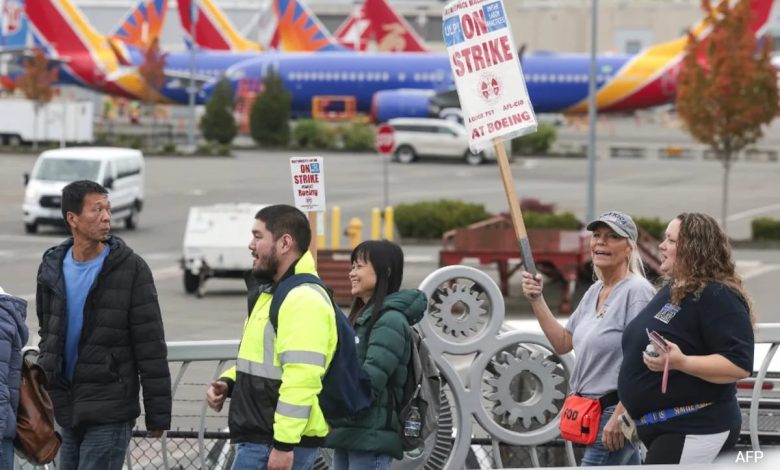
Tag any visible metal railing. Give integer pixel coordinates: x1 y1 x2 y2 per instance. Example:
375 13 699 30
17 315 780 468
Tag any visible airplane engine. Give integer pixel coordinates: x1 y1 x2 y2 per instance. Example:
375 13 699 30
370 89 436 123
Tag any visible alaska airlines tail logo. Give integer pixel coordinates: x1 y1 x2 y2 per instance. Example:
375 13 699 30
1 0 28 47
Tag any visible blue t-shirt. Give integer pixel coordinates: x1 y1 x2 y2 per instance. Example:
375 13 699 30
63 244 110 381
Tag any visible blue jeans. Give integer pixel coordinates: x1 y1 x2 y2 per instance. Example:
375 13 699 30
0 438 14 470
59 421 133 470
232 442 319 470
581 405 641 466
332 449 393 470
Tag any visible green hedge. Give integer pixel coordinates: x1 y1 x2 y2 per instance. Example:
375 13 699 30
524 211 581 230
395 200 587 239
292 119 337 149
511 122 557 156
752 217 780 240
633 216 666 240
341 122 375 151
395 200 493 239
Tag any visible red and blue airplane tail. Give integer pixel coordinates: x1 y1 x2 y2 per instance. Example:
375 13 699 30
177 0 262 52
272 0 347 52
24 0 163 100
566 0 775 113
362 0 428 52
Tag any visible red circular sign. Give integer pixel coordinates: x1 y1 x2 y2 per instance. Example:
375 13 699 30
375 124 395 154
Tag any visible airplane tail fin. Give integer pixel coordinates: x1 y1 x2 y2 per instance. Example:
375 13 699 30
25 0 111 56
272 0 347 52
1 0 30 49
177 0 261 52
363 0 428 52
110 0 166 49
334 6 369 51
654 0 773 57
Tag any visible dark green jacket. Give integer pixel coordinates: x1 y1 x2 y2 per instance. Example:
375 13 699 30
325 289 426 459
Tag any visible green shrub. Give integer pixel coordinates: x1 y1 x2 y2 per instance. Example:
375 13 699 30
524 211 581 230
292 119 337 149
511 122 557 156
752 217 780 240
633 216 666 240
200 77 237 145
342 122 375 151
394 200 492 239
250 68 292 146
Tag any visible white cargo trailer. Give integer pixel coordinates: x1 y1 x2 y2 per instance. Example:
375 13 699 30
181 203 266 297
0 98 94 145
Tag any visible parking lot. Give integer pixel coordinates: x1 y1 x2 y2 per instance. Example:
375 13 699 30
1 148 779 343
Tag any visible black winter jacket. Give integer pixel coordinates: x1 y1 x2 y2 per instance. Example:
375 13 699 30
36 235 171 430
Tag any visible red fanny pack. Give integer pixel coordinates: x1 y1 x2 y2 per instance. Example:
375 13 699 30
559 394 602 445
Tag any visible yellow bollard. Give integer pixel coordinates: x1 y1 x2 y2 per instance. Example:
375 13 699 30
383 206 394 241
371 208 381 240
346 217 364 249
331 206 341 250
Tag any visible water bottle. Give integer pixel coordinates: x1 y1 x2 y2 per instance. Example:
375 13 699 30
403 405 422 438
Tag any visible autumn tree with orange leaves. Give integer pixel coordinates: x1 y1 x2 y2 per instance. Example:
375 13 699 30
676 0 778 232
15 48 58 148
138 37 167 126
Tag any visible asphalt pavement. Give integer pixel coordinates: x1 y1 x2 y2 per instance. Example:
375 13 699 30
1 147 779 345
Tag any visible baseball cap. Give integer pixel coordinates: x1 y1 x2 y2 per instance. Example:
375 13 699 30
586 211 638 242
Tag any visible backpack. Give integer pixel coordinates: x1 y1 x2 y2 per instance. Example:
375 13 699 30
14 349 61 465
269 273 373 421
389 325 441 452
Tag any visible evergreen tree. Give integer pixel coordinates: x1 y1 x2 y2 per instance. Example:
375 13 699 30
200 77 238 145
676 0 778 232
250 68 292 146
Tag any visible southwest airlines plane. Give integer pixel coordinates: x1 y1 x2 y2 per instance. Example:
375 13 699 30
16 0 777 121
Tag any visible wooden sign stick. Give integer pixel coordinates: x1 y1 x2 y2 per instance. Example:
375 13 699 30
494 138 536 275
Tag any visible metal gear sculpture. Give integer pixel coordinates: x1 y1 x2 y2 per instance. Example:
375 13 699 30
418 265 576 468
428 283 488 338
485 347 566 429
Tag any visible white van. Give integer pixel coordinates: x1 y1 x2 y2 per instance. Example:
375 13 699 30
388 117 503 165
22 147 145 233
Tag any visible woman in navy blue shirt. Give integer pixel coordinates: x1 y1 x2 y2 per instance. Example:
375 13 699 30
618 213 754 464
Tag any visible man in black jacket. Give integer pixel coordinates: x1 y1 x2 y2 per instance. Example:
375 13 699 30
36 180 171 470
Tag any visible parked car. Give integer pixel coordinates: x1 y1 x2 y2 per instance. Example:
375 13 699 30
387 117 504 165
22 147 144 233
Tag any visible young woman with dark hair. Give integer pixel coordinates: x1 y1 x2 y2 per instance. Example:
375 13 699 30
325 240 427 470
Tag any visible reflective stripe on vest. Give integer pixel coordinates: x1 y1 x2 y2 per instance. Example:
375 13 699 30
236 322 281 380
278 351 326 367
276 400 312 420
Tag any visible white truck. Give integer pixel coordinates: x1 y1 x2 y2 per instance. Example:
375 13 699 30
181 203 266 297
0 98 94 145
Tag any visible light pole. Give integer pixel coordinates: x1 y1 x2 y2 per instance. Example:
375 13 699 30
187 1 198 151
586 0 598 223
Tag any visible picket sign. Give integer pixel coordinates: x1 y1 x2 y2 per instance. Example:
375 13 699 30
290 157 326 260
442 0 538 273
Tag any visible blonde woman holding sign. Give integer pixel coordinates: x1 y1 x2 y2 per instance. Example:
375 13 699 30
522 211 654 466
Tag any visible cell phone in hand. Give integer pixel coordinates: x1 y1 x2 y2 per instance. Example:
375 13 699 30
646 329 669 353
645 328 670 394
